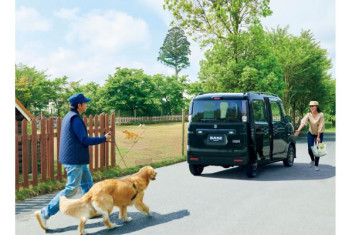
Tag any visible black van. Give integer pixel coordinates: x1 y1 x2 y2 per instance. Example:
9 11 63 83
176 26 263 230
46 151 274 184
187 92 296 178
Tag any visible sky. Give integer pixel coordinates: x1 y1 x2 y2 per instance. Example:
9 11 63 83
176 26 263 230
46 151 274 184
15 0 335 86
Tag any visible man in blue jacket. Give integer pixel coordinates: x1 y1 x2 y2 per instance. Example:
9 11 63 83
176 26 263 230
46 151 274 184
35 93 111 230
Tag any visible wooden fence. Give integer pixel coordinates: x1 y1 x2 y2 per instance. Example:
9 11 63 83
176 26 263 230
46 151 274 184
15 113 115 190
117 114 182 125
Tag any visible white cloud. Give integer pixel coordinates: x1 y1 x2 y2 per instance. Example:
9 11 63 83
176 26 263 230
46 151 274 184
54 8 80 20
64 10 151 53
16 6 51 32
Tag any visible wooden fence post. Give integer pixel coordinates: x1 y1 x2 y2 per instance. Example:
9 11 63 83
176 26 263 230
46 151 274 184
21 120 29 187
100 114 105 170
57 117 62 181
31 119 38 186
15 122 19 190
40 118 47 181
182 109 185 157
94 115 99 171
88 115 93 172
48 118 55 181
105 114 109 168
111 112 115 167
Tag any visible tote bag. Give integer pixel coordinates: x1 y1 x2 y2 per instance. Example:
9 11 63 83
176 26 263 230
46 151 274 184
311 142 327 157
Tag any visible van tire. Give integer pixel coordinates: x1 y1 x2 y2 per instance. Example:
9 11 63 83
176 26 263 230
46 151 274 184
283 144 295 167
189 164 204 176
246 161 258 178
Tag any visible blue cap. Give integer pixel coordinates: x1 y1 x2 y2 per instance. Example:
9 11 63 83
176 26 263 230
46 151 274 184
69 93 91 106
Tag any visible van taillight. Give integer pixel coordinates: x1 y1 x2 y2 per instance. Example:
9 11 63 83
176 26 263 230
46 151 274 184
234 159 243 162
190 157 199 161
213 97 221 100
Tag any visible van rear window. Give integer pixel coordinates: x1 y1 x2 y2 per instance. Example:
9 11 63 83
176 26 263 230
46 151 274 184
191 100 247 122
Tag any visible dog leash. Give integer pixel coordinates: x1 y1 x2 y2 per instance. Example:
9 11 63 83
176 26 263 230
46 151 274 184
117 126 147 165
107 140 128 168
107 126 148 168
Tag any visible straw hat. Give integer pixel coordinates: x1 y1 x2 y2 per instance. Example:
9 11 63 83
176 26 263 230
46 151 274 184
309 101 319 106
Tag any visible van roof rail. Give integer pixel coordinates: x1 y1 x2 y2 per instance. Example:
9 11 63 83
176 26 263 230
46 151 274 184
247 91 278 97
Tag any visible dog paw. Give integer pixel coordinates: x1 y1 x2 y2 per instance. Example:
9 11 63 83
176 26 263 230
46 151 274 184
109 223 118 229
123 217 132 222
142 211 151 216
81 229 87 235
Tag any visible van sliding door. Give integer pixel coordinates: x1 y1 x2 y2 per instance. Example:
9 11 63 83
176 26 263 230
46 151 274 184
251 100 271 160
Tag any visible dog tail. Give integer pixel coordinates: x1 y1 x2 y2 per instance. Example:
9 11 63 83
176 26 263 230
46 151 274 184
59 196 78 215
59 195 94 219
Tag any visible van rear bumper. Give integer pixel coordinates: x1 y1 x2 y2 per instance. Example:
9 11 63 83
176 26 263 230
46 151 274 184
187 149 248 166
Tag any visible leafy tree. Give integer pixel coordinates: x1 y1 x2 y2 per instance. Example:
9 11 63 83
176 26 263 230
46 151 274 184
268 27 333 126
164 1 282 94
15 64 68 116
100 68 160 116
198 24 284 94
164 0 272 47
152 74 187 114
158 27 191 76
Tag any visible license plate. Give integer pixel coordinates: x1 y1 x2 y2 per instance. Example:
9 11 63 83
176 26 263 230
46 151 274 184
209 135 224 142
207 134 227 145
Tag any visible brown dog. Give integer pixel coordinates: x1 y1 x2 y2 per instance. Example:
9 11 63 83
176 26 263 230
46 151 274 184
59 166 157 235
122 130 140 141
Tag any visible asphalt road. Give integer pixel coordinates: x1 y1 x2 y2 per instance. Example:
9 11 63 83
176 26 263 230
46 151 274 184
15 134 335 235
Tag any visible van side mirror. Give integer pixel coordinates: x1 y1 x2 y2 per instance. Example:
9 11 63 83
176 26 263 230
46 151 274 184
284 115 292 123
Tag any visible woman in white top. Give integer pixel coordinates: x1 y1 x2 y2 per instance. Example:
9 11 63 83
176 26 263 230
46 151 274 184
294 101 325 171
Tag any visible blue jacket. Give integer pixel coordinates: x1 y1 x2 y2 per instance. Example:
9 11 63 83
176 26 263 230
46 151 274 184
59 110 106 165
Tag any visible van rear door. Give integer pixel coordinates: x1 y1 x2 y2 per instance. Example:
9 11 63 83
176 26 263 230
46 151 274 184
188 99 248 157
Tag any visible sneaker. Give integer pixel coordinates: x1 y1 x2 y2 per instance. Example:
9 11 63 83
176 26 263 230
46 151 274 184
315 166 320 171
35 209 48 230
309 161 314 168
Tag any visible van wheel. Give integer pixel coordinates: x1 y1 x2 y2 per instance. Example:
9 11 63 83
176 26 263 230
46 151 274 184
246 161 258 178
189 164 204 176
283 144 295 167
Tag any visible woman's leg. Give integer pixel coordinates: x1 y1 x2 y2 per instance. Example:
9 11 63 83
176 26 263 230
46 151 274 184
315 133 324 166
307 132 316 162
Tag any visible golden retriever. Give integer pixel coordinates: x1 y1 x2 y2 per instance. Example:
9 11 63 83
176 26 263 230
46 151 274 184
59 166 157 235
122 130 141 141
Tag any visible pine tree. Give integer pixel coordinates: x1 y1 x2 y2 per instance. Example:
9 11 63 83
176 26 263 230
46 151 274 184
158 27 191 76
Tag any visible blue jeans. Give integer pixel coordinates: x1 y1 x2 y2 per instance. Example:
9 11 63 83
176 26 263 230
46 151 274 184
307 132 324 166
43 164 93 219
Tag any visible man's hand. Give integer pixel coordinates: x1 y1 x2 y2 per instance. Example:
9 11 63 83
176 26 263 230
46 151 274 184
105 131 112 142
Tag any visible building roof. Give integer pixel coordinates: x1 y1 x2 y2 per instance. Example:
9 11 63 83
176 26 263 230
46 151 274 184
15 97 34 121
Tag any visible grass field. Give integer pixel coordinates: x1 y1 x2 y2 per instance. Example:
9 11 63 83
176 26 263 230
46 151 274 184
115 122 187 168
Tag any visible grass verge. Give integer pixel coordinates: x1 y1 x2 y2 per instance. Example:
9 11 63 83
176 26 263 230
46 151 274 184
16 156 186 202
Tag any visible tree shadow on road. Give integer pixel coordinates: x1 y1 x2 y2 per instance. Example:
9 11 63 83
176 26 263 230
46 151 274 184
200 163 335 181
46 209 190 234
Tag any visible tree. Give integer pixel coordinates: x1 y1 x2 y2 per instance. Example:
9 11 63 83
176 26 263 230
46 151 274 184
268 27 333 126
164 0 272 47
15 64 69 116
164 1 281 93
158 27 191 76
152 74 187 114
198 23 284 94
100 68 160 116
